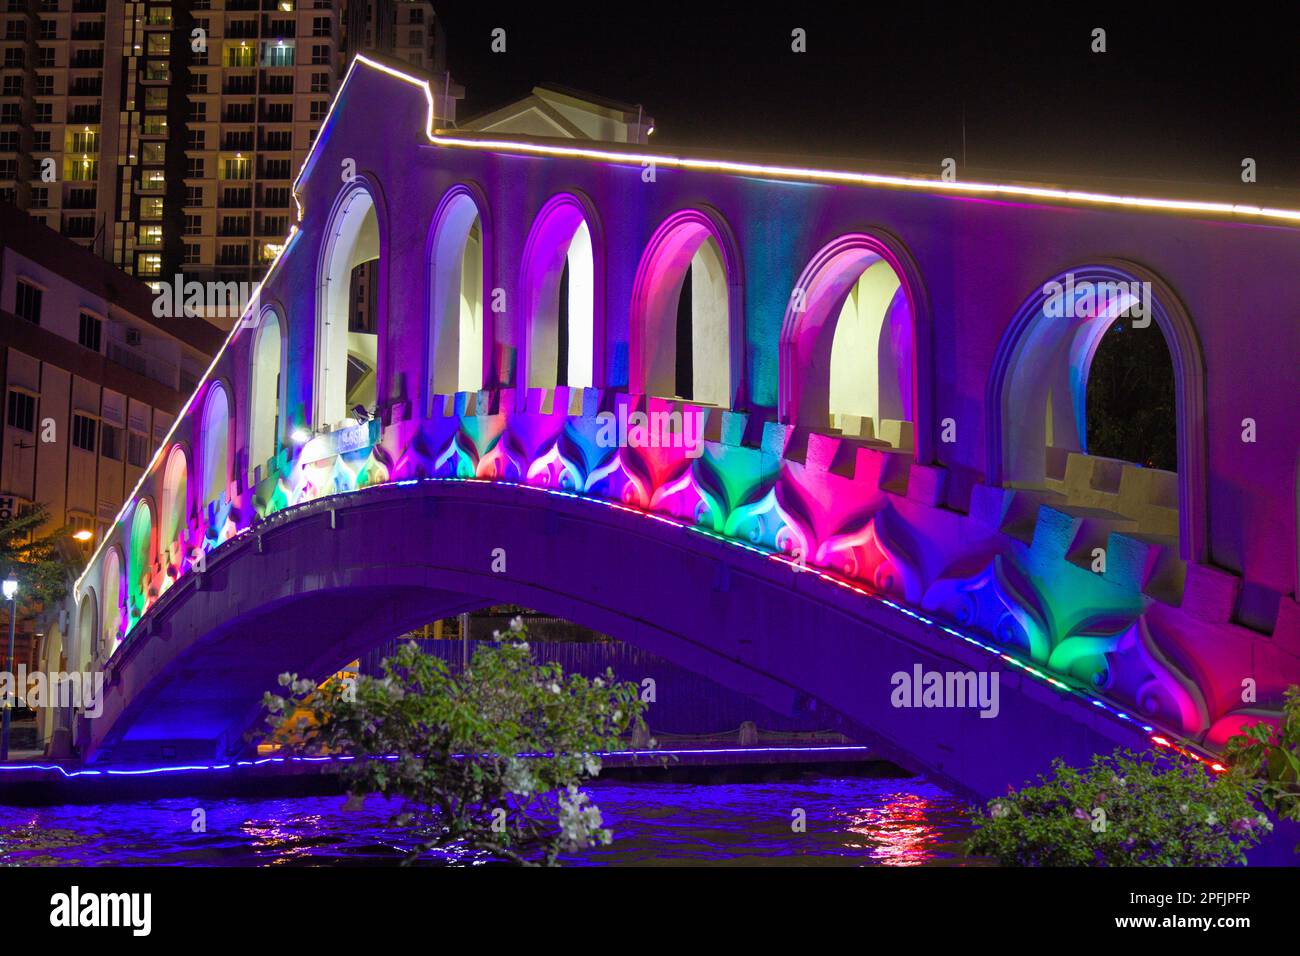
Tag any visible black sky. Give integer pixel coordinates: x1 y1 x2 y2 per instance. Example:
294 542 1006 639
434 4 1298 192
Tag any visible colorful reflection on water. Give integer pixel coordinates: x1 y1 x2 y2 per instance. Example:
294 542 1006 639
0 776 982 867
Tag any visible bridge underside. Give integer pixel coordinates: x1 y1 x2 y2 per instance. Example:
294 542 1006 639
89 481 1139 798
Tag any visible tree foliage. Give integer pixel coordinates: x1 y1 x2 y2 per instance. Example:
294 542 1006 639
968 748 1268 866
0 503 77 615
261 618 649 865
1085 320 1177 471
1224 685 1300 851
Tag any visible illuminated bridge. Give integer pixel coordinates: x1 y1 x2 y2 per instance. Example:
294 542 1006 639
60 55 1300 797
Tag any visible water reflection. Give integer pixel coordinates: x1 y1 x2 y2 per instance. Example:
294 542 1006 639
0 775 980 867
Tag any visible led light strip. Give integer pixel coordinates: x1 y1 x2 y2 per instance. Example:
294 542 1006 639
0 746 874 779
298 55 1300 226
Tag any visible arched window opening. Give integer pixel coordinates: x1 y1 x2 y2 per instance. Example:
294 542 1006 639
429 190 485 399
826 260 913 446
128 499 154 625
318 187 381 429
160 446 189 580
993 267 1194 549
781 236 916 450
1085 320 1176 471
101 548 123 656
77 594 96 672
200 382 230 514
249 310 283 481
523 197 595 392
633 213 734 407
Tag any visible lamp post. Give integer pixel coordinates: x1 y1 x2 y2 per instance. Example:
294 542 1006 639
1 577 17 762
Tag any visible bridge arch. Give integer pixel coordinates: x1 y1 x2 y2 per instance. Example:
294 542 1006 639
314 177 388 430
426 182 492 403
986 261 1207 561
160 444 191 584
630 206 744 407
247 305 285 484
84 480 1140 794
779 231 931 458
519 191 602 393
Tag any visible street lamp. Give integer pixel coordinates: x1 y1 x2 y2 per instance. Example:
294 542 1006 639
1 576 17 762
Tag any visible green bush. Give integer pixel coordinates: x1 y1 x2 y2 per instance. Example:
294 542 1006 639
968 748 1269 866
261 617 648 865
1224 685 1300 851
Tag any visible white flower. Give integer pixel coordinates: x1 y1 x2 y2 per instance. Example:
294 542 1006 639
1205 812 1218 826
509 616 524 632
549 682 561 694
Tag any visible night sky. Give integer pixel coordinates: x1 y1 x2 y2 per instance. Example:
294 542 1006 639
436 5 1298 193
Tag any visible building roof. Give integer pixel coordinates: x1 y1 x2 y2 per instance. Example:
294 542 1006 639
460 85 653 139
0 201 224 356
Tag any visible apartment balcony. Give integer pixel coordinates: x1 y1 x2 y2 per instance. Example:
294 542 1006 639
64 189 97 209
262 18 296 38
261 74 294 94
257 161 292 181
224 76 257 95
218 248 251 266
258 191 291 209
63 216 95 238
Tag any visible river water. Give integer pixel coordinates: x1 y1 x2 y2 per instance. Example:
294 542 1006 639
0 774 980 866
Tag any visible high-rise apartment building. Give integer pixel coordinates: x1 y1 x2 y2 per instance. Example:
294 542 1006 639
0 0 116 247
0 0 346 327
122 0 342 314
